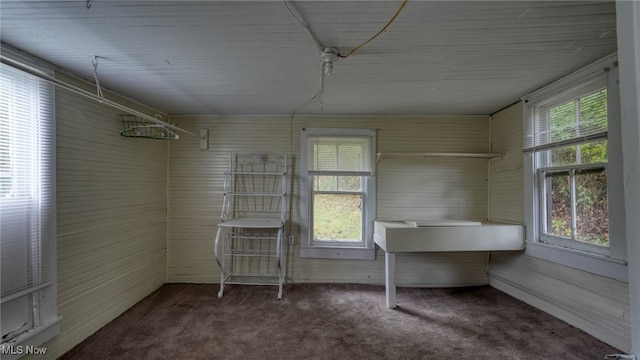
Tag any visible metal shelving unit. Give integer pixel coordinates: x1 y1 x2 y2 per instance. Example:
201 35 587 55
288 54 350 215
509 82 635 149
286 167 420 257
214 153 288 299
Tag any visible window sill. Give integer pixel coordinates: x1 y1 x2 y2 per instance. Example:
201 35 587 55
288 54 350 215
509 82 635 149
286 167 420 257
525 240 627 282
1 316 62 360
300 246 375 260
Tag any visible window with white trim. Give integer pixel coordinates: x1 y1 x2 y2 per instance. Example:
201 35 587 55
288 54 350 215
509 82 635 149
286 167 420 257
523 54 627 280
300 128 376 260
1 54 59 352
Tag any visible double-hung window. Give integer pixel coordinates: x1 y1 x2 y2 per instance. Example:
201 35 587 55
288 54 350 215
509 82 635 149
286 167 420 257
300 128 376 260
1 50 59 354
523 53 627 280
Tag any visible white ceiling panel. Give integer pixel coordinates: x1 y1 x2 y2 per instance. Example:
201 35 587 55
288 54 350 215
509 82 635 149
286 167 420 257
0 1 617 115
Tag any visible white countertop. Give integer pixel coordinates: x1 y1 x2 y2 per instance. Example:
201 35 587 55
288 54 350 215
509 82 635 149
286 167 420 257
373 220 525 252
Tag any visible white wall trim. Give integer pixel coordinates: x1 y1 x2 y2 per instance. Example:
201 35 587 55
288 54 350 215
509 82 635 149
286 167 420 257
490 276 628 351
525 241 628 282
300 246 375 260
616 0 640 355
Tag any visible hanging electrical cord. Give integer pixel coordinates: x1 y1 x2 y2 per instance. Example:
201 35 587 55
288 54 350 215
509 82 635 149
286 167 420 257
292 64 325 118
282 0 328 149
282 0 327 147
339 0 409 59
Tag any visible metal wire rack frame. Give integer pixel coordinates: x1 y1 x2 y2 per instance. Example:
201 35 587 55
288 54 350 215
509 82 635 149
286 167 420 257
119 114 179 140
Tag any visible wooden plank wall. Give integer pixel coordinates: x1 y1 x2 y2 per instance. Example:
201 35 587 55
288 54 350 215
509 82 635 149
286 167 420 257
487 102 631 351
167 115 493 287
40 74 168 359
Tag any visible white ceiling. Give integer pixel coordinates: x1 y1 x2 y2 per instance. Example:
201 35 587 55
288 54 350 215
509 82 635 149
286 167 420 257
0 1 618 116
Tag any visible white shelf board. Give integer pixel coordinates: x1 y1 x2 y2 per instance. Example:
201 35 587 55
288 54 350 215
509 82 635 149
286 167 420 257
218 218 284 228
376 152 503 163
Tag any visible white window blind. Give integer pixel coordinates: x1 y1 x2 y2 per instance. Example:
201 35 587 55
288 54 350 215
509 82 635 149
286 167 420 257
0 61 56 344
307 137 372 175
524 72 609 153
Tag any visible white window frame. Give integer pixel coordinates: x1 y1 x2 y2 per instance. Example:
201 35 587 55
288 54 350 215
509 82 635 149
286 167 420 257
523 53 628 282
300 128 376 260
1 46 60 357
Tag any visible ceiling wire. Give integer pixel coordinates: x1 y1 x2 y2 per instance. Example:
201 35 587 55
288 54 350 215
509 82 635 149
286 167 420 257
283 0 410 144
92 56 104 101
291 62 325 120
282 0 328 139
282 1 408 236
339 0 409 59
281 1 324 53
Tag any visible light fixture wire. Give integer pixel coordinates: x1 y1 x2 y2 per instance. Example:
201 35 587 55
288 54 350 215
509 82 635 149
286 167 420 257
339 0 409 59
281 1 324 53
92 56 104 101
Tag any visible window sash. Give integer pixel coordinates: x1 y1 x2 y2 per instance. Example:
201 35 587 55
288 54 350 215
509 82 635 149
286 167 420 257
300 128 376 259
0 61 55 343
538 163 609 255
522 54 626 278
524 72 609 152
309 174 368 246
311 190 365 246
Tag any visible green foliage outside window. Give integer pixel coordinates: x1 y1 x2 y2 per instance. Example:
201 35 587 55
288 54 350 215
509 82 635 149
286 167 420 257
313 193 362 241
545 89 609 247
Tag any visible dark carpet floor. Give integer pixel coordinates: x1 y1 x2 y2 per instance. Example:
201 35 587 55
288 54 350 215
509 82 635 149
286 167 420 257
60 284 620 360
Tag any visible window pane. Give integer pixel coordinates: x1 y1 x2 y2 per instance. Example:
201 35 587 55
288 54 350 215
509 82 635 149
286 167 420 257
313 176 337 191
548 145 577 166
312 175 362 192
579 89 608 135
579 140 608 164
313 193 362 242
549 101 577 143
545 140 608 166
547 88 608 143
544 172 571 239
337 176 361 191
575 169 609 246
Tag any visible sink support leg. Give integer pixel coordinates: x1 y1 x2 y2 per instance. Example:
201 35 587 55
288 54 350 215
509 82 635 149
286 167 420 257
385 251 396 309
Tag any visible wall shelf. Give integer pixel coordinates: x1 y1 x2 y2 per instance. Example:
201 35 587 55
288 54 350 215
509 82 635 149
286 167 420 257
376 152 503 164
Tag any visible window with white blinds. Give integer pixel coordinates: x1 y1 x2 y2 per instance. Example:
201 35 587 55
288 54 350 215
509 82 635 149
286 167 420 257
524 72 609 153
522 54 628 279
0 57 58 348
300 128 376 260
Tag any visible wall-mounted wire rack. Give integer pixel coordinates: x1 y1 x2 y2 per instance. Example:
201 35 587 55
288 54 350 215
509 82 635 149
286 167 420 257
119 114 179 140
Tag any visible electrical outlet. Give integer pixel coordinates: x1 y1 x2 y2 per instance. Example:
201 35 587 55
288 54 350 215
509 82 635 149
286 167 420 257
288 235 295 245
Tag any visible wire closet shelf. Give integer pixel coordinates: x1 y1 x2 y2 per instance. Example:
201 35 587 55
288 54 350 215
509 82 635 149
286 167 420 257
119 114 179 140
